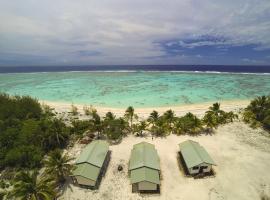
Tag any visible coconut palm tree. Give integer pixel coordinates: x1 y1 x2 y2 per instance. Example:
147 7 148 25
185 112 202 134
202 112 218 131
124 106 138 132
11 170 56 200
133 120 148 136
104 112 116 121
41 118 69 151
243 96 270 130
147 110 159 125
206 102 227 124
43 149 74 185
89 110 103 139
247 96 270 121
162 109 175 134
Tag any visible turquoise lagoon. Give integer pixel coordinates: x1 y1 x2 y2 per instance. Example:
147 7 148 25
0 71 269 108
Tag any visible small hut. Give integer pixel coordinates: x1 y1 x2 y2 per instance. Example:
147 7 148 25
71 140 110 189
129 142 160 192
179 140 216 175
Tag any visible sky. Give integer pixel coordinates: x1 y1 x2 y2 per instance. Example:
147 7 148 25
0 0 270 66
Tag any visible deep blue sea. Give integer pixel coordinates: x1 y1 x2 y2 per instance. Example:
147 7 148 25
0 65 270 73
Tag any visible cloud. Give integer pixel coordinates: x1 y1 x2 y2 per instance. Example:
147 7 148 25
0 0 270 66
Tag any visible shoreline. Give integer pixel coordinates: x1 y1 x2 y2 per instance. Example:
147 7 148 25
41 99 250 118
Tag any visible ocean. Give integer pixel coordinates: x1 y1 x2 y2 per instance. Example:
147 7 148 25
0 65 269 108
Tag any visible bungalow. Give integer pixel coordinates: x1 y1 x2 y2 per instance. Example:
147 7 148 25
129 142 160 192
71 140 110 188
179 140 216 175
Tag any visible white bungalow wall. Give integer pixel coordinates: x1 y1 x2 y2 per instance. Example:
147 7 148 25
75 176 96 186
188 163 212 174
138 181 157 191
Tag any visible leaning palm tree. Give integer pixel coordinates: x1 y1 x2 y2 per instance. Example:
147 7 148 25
11 170 56 200
43 149 74 185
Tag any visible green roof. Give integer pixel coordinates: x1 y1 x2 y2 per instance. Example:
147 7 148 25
179 140 216 168
130 167 160 184
129 142 160 171
72 163 100 181
76 140 109 167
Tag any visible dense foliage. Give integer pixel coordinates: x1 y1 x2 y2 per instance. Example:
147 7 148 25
0 93 70 169
243 96 270 131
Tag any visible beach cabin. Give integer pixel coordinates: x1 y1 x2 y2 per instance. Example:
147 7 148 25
129 142 160 192
71 140 110 189
179 140 216 175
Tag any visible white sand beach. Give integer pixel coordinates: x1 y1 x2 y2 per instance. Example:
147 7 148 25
43 100 270 200
42 99 250 119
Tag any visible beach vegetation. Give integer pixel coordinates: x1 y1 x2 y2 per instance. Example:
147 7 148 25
162 109 175 134
0 93 70 170
89 110 103 139
43 149 74 185
83 105 95 116
104 117 127 140
133 120 148 137
124 106 138 133
10 170 56 200
242 96 270 131
70 119 92 136
70 104 78 116
174 112 203 135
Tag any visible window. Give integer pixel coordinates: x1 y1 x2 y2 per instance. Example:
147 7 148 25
193 166 199 170
201 166 208 169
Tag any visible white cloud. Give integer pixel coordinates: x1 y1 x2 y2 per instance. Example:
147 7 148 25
0 0 270 65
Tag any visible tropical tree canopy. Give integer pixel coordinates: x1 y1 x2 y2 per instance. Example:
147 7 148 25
11 170 56 200
43 149 74 185
243 96 270 130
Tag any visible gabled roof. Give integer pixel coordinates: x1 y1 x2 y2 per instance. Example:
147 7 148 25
179 140 216 168
129 142 160 171
72 163 100 182
130 167 160 184
76 140 109 168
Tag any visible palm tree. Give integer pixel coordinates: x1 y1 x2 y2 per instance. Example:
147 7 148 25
41 118 69 151
243 96 270 130
147 110 159 125
225 111 238 123
202 112 218 132
133 120 148 136
208 102 221 114
11 170 56 200
43 149 74 185
206 102 227 124
247 96 270 121
124 106 138 132
89 110 103 139
104 112 116 121
162 109 175 134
